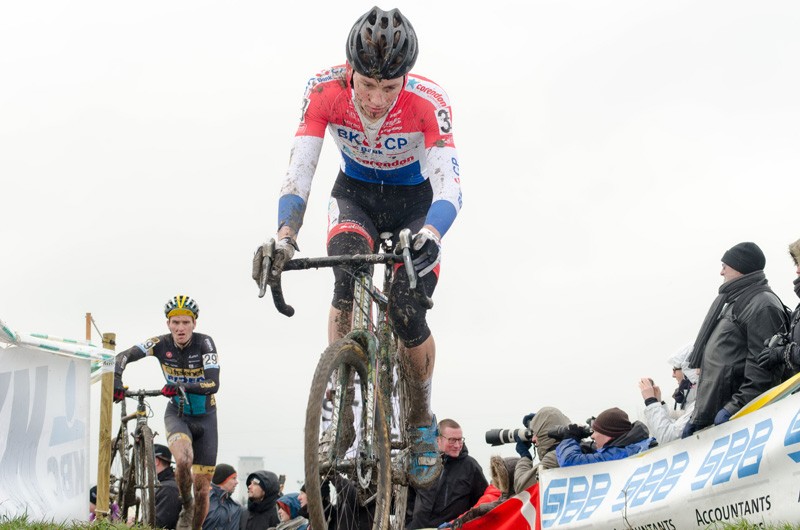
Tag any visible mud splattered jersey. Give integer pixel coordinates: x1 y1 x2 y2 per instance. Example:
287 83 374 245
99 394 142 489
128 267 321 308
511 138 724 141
278 64 462 237
114 332 219 416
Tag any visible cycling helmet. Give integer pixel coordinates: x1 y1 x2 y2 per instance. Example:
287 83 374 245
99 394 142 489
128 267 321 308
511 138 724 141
164 295 199 319
346 6 418 80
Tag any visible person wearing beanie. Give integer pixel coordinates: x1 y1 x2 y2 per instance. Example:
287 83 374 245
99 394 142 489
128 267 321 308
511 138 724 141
682 241 789 437
202 464 240 530
153 443 183 529
553 407 656 468
758 238 800 381
639 342 699 444
240 470 281 530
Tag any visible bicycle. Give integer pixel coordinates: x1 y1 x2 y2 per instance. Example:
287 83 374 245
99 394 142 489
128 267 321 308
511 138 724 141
109 388 170 526
261 228 432 530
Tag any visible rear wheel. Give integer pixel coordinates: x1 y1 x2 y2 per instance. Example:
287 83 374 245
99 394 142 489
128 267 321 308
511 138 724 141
109 430 131 519
305 338 392 530
134 425 157 526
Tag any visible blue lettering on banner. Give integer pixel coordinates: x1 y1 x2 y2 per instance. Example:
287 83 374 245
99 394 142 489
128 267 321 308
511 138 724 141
784 408 800 463
612 451 689 512
541 473 611 527
336 128 361 144
384 137 408 150
691 419 772 490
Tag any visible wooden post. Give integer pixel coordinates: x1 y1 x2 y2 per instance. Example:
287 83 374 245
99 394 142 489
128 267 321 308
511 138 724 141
94 332 116 520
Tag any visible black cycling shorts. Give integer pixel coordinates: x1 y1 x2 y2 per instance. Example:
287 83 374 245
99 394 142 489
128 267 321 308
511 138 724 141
164 404 217 475
327 172 438 347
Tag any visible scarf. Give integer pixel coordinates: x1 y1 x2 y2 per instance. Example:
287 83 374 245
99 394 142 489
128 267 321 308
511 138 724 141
687 270 768 369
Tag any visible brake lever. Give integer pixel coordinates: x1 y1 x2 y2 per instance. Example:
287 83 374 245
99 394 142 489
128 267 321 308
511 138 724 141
257 238 276 298
398 229 416 290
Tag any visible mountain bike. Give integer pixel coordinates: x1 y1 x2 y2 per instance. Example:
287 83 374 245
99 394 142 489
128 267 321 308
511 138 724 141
262 228 432 530
109 388 168 526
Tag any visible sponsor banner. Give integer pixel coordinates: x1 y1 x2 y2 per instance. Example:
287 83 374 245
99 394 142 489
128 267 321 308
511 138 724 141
538 392 800 528
0 345 90 521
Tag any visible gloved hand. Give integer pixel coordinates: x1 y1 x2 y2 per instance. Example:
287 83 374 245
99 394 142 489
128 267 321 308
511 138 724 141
438 522 453 529
411 228 441 277
113 379 126 403
161 384 180 398
515 440 532 460
521 412 536 429
714 408 732 425
548 424 591 441
252 237 298 286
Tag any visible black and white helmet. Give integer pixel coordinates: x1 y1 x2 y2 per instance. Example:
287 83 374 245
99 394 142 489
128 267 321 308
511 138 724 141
346 6 418 80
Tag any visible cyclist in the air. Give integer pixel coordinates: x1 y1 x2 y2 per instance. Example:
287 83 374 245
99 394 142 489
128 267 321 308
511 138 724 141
252 6 462 488
113 295 220 530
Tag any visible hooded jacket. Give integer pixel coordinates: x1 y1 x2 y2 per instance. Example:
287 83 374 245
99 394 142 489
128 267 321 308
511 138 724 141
271 493 308 530
155 465 182 529
450 456 518 526
240 471 281 530
407 444 488 530
556 421 656 467
203 483 241 530
514 406 571 493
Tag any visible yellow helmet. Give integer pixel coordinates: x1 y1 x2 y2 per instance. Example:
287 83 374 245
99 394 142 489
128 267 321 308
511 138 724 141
164 295 199 319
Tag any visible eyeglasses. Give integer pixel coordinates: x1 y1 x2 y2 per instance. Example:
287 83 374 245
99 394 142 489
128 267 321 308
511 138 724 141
440 436 465 445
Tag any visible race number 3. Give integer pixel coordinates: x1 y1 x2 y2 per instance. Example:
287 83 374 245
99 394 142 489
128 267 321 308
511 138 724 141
437 107 452 134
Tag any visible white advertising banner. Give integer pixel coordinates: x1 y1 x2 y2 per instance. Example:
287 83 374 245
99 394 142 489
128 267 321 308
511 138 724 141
0 345 91 521
538 391 800 529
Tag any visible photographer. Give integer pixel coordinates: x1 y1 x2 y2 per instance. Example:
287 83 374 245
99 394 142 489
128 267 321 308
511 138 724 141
512 407 572 493
553 407 656 468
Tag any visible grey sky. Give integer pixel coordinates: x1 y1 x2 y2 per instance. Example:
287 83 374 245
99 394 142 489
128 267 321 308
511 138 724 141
2 1 799 490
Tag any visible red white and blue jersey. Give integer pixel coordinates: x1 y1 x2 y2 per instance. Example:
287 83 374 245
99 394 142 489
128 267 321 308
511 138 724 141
278 64 462 237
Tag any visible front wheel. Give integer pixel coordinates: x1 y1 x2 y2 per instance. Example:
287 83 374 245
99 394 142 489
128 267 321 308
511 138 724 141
304 338 393 530
134 425 157 526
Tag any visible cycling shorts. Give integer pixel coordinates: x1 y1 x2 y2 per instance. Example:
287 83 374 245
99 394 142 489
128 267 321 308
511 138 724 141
164 404 217 475
327 172 438 347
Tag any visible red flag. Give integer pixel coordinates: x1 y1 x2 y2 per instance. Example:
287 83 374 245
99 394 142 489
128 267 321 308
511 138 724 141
459 483 540 530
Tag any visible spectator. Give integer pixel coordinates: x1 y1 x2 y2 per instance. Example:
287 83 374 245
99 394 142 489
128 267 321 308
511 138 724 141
299 477 373 530
758 238 800 379
683 242 788 436
406 418 488 530
240 471 280 530
271 493 308 530
513 408 572 493
554 407 656 467
154 444 183 529
443 455 519 528
89 485 120 522
203 464 240 530
639 343 699 444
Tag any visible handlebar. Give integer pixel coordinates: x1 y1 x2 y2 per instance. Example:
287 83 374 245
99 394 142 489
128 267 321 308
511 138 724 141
123 389 164 398
261 229 433 317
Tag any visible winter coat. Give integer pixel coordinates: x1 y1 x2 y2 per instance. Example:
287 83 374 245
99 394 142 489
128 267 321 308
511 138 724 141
203 484 241 530
449 456 518 526
691 279 786 427
643 399 695 445
514 406 571 493
406 445 488 530
270 493 308 530
155 466 182 529
556 421 656 467
240 471 281 530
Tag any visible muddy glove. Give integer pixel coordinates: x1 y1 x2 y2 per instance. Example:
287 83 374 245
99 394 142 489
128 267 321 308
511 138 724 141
113 379 126 403
252 237 298 286
411 228 441 277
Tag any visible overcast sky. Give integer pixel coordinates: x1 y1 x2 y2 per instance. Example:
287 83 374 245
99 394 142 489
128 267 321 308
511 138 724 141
2 1 799 492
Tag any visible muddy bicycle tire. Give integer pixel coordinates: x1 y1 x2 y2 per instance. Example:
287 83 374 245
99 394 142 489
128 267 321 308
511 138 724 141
109 431 132 516
305 338 393 530
134 425 157 526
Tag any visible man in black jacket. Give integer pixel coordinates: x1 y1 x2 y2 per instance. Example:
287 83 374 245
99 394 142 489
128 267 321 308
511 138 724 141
239 470 280 530
683 242 788 436
154 444 183 529
406 418 488 530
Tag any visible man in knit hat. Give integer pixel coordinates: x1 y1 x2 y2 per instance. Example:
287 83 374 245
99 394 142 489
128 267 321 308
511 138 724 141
202 464 239 530
758 238 800 380
682 241 788 437
552 407 656 467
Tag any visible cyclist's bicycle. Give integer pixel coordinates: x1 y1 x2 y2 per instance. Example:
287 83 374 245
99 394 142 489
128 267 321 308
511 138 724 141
109 388 171 526
261 228 432 530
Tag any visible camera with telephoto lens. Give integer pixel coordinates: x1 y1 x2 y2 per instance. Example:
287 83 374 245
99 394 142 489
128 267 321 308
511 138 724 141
484 428 533 447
